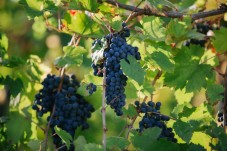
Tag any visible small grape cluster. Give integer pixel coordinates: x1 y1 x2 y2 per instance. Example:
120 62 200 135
91 22 141 116
86 83 97 95
186 22 214 47
217 112 227 127
134 100 177 143
32 74 94 151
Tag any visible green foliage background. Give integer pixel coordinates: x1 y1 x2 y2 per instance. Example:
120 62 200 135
1 0 227 151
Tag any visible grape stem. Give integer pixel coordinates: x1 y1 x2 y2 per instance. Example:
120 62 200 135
42 68 66 151
125 116 137 139
101 67 107 151
24 115 46 132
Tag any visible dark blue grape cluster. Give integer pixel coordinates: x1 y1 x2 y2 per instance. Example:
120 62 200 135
134 100 177 143
91 22 141 116
217 112 227 127
32 74 94 151
186 22 215 47
86 83 97 95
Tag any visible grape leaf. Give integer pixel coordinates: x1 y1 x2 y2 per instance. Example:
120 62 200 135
147 0 177 10
27 140 43 151
139 16 166 41
84 143 103 151
54 126 73 150
122 104 138 118
151 51 174 72
0 76 24 97
106 136 130 150
173 120 194 143
55 46 86 68
212 28 227 52
68 12 103 37
111 16 122 31
166 19 188 44
150 139 180 151
5 111 30 143
74 136 87 151
70 0 100 12
131 127 161 151
164 63 213 92
206 84 224 103
120 55 145 85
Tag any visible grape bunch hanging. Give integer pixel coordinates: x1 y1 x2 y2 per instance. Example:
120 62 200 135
134 100 177 143
32 74 95 151
91 23 141 116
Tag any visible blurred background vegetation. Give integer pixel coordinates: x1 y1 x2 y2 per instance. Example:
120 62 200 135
1 0 227 150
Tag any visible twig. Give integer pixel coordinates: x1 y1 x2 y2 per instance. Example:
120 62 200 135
223 66 227 133
125 116 137 139
24 115 46 132
104 0 227 21
125 0 144 23
101 67 107 151
151 70 162 100
200 52 225 64
75 36 81 46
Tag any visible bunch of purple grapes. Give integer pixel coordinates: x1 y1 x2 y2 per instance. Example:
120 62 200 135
134 100 177 143
32 74 94 151
91 22 141 116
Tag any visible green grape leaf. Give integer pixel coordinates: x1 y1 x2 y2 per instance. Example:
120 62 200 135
173 120 193 143
84 143 103 151
166 19 188 44
164 63 213 92
187 30 205 40
5 111 30 143
0 76 24 97
54 126 73 150
217 132 227 151
139 16 166 41
178 106 196 118
206 84 224 103
151 51 174 72
131 127 162 151
1 56 25 68
150 139 180 151
125 81 138 99
120 55 145 85
171 104 188 118
70 0 100 12
27 140 43 151
212 28 227 52
178 143 205 151
106 136 130 150
68 12 103 38
111 16 122 31
55 46 86 68
147 0 177 9
74 136 87 151
19 0 43 19
122 104 138 118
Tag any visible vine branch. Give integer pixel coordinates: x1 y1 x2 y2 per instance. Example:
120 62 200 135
101 67 107 151
104 0 227 21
